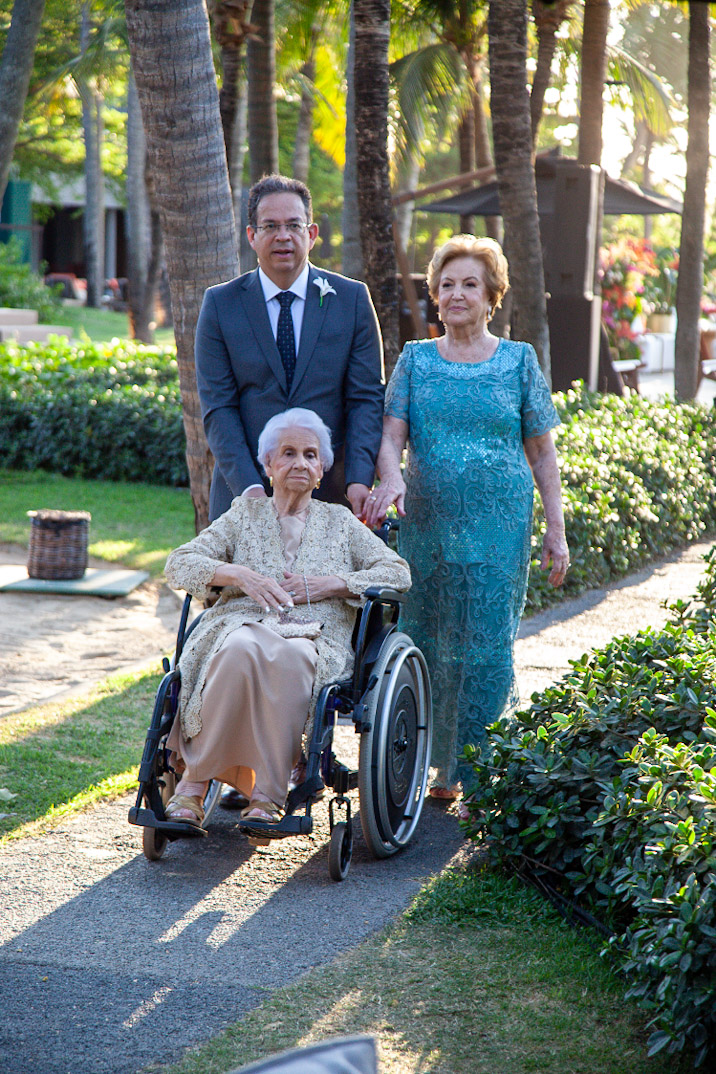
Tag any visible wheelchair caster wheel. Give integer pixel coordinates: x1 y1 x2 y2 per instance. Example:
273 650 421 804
328 820 353 882
143 825 168 861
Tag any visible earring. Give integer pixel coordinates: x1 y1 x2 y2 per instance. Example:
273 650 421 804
315 479 321 489
269 476 273 487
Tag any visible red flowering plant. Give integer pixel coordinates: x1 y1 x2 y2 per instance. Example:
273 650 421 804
600 238 654 361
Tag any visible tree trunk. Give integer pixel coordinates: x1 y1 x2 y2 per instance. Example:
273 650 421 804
488 0 551 381
292 31 318 183
675 2 710 402
210 0 254 196
474 73 500 242
126 69 161 344
79 5 105 310
353 0 399 375
125 0 239 532
531 0 575 146
0 0 46 206
247 0 278 182
577 0 610 165
342 4 363 279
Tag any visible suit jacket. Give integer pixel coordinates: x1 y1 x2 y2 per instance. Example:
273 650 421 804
195 263 385 520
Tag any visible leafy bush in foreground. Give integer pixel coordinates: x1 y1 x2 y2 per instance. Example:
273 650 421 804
464 546 716 1066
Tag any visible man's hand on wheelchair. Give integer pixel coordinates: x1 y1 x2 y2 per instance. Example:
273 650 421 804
363 478 406 529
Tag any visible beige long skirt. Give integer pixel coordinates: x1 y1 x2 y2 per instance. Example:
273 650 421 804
167 622 318 808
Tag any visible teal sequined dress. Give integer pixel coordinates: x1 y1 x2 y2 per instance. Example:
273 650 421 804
385 338 559 791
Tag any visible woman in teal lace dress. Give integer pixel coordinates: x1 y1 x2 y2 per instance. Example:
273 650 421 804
364 236 569 814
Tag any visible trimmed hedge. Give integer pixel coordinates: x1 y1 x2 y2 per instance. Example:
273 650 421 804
2 344 716 594
0 338 187 486
528 383 716 611
464 546 716 1067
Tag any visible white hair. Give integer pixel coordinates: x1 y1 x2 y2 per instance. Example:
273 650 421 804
257 408 334 471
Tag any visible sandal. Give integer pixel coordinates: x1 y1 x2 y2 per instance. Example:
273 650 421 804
241 800 284 847
429 785 461 801
241 800 283 824
165 793 205 827
458 797 475 822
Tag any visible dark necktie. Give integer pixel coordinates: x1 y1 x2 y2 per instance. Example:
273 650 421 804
276 291 296 391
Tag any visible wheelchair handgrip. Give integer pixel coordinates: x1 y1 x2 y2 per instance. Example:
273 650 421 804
363 586 406 604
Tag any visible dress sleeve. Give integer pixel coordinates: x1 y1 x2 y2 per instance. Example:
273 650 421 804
384 343 412 422
335 513 411 607
520 343 560 440
164 504 243 600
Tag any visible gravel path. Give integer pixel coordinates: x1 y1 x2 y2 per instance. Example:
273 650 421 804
0 537 713 1074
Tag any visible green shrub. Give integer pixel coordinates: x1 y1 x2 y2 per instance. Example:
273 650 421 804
0 237 62 321
0 338 187 485
464 546 716 1066
527 384 716 611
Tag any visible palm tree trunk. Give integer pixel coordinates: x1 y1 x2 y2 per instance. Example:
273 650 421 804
353 0 399 375
531 0 575 146
125 0 239 532
247 0 278 181
126 69 160 344
0 0 46 205
342 4 363 279
293 30 318 183
79 5 104 310
577 0 610 165
488 0 551 381
210 0 254 194
675 2 710 402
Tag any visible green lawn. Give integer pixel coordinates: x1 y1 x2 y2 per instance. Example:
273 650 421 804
50 304 176 347
0 470 194 575
161 866 690 1074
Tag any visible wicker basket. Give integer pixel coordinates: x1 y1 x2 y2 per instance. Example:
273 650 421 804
27 509 91 581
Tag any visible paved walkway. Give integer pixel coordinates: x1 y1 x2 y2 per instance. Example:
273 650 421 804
0 537 713 1074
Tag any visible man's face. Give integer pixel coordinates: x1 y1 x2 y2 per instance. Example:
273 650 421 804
247 192 319 286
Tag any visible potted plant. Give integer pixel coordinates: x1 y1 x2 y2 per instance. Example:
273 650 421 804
643 245 678 333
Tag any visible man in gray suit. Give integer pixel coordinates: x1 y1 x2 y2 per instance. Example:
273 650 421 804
195 174 384 522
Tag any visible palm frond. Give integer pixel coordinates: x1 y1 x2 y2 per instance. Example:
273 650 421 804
390 42 471 153
608 43 674 138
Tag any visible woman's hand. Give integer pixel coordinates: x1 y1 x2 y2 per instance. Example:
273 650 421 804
363 475 407 529
282 571 350 603
541 526 569 587
211 563 294 612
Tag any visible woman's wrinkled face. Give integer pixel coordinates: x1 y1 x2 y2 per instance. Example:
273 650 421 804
436 255 492 329
264 428 323 495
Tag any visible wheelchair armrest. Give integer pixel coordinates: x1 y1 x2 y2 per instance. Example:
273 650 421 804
362 586 406 605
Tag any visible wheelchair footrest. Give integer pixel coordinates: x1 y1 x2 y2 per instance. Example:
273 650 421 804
238 813 313 840
128 806 208 839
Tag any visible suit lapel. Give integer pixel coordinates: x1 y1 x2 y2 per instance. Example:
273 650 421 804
291 265 329 395
236 269 288 391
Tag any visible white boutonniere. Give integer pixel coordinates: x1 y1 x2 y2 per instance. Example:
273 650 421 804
313 276 337 306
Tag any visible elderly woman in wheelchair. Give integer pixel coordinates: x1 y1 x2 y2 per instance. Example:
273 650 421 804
157 408 414 847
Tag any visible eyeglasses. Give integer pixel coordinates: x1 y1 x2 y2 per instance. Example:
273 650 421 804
253 222 310 234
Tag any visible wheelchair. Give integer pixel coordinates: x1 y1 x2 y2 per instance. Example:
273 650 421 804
128 567 432 882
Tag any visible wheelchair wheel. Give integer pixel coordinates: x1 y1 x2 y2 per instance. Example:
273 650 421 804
142 767 175 861
358 631 432 859
328 821 353 882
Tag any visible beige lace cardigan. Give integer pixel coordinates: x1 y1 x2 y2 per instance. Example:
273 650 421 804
164 497 411 740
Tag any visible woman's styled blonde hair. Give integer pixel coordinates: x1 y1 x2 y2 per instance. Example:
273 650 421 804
426 235 510 315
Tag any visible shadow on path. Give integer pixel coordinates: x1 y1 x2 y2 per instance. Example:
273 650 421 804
0 795 465 1074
